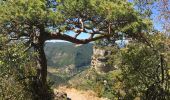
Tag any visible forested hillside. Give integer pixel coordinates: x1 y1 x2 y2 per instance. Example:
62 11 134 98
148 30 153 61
45 42 93 68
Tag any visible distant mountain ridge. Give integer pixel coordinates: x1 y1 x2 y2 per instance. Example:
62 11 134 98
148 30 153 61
44 42 93 68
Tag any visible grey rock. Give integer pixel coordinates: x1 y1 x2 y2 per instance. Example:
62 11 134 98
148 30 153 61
91 47 113 73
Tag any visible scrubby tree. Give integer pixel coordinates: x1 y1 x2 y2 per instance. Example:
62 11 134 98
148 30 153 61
0 0 150 98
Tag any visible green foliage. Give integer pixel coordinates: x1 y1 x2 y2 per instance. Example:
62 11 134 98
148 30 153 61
62 0 150 35
0 35 36 100
62 0 136 20
109 34 170 99
0 0 63 26
0 0 150 38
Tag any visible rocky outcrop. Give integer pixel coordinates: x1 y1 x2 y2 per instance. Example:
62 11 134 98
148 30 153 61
91 46 113 73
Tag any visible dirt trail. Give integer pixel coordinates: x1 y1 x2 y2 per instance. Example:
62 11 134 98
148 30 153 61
54 86 109 100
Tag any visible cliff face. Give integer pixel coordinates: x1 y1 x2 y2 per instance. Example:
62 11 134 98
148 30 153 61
91 46 113 73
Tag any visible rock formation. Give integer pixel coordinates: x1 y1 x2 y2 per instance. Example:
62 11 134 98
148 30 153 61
91 46 113 73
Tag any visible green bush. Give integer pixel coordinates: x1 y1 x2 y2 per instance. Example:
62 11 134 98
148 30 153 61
109 34 170 99
0 35 37 100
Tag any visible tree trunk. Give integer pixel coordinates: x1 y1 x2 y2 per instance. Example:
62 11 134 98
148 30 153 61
34 43 50 99
30 26 54 99
35 43 47 84
31 27 55 99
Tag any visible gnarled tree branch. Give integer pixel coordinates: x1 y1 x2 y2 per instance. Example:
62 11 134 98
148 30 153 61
46 31 113 44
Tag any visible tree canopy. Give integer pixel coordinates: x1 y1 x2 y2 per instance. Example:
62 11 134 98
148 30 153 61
0 0 150 44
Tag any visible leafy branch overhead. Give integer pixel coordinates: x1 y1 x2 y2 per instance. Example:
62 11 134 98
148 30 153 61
0 0 151 45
